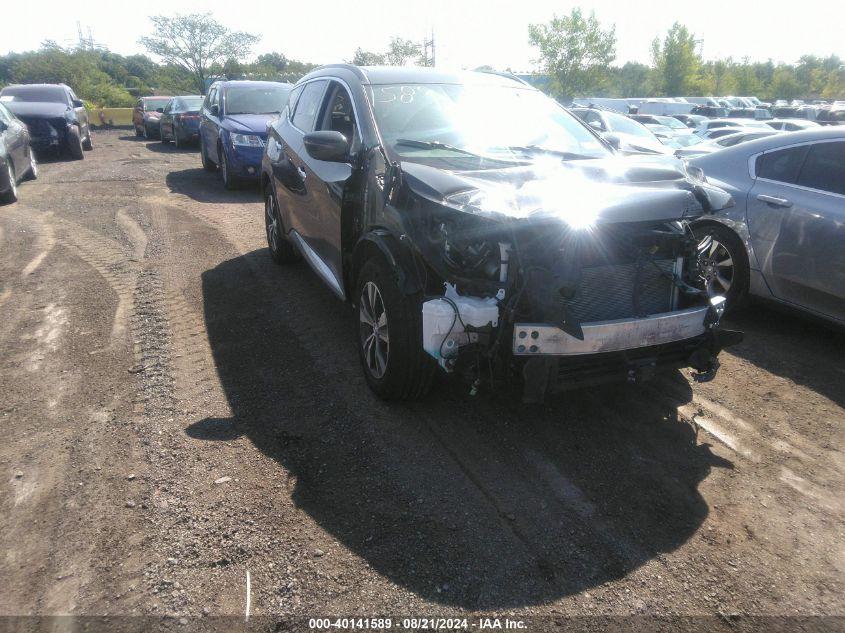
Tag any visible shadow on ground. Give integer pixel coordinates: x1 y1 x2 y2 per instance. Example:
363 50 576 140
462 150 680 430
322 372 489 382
724 302 845 408
165 168 259 204
188 249 732 608
145 141 199 154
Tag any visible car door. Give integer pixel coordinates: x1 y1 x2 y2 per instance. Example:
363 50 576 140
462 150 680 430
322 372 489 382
133 99 144 129
306 81 358 293
0 104 27 175
68 88 88 135
747 140 845 320
201 87 220 161
160 99 174 139
273 79 345 292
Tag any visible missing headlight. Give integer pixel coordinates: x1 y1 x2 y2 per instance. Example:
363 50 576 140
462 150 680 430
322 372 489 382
435 220 501 280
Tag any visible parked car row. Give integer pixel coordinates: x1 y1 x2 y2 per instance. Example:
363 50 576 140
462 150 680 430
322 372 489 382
0 82 94 205
139 81 294 190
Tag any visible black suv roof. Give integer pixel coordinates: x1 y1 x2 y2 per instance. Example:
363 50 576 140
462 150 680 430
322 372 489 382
305 64 531 88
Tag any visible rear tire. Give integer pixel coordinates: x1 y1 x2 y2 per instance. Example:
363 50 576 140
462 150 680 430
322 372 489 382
693 223 749 312
264 187 299 264
67 126 84 160
356 256 435 400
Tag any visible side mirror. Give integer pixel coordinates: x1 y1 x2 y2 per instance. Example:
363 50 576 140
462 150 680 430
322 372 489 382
602 132 622 150
156 107 164 113
209 104 219 116
588 120 604 131
303 130 350 162
72 99 84 108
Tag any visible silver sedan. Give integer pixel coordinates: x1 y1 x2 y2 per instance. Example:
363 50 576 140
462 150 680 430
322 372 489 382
689 128 845 325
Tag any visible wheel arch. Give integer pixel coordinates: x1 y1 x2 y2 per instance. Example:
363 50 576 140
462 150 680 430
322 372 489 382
690 217 752 270
348 229 423 304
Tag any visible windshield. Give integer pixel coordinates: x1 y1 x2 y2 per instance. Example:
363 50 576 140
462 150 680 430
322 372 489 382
225 86 291 115
368 83 608 162
144 98 171 111
176 97 203 111
657 116 687 130
603 111 654 138
673 134 703 147
0 86 68 104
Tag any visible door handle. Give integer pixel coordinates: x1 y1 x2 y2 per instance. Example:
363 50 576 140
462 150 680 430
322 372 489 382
297 165 307 181
756 194 792 208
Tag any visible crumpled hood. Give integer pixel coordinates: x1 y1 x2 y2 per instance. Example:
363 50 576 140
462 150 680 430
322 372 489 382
400 154 733 225
223 113 272 135
4 101 71 119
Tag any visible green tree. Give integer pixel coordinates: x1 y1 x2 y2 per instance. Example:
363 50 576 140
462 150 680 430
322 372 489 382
650 23 701 96
769 66 802 101
139 13 260 93
528 8 616 100
385 38 422 66
351 48 386 66
612 62 651 97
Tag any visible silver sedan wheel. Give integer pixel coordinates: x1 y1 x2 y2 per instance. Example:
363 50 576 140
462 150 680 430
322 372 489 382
265 195 279 252
698 236 734 296
359 281 389 379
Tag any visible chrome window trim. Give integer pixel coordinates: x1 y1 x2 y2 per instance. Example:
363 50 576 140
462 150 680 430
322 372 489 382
748 138 845 198
289 76 363 139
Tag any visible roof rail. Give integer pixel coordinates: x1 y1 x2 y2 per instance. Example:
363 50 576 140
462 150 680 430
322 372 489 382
313 63 368 80
472 68 534 87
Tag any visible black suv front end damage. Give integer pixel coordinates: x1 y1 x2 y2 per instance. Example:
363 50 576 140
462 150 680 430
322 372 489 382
371 153 742 401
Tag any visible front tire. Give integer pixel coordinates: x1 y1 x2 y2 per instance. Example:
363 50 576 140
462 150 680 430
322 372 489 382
82 129 93 151
694 223 749 312
1 162 18 204
200 138 216 171
220 148 237 190
264 187 299 264
67 126 84 160
356 257 435 400
25 151 38 181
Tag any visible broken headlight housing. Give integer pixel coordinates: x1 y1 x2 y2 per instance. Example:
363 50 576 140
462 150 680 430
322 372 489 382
443 188 521 221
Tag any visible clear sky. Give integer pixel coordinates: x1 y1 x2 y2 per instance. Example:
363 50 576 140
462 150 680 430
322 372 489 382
2 0 840 70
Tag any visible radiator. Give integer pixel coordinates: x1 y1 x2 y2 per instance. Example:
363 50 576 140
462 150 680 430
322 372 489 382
566 259 677 322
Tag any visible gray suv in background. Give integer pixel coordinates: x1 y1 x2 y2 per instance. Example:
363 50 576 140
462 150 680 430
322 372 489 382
689 128 845 325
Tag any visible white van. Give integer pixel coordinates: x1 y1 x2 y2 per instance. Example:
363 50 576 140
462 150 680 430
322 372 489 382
637 100 697 116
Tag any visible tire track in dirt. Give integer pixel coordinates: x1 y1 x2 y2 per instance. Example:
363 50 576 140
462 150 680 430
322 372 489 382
159 185 704 606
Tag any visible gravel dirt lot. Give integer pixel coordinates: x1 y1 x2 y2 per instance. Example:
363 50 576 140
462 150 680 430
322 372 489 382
1 129 843 631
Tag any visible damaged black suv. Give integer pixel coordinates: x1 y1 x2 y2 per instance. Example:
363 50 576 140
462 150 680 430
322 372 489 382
261 66 741 401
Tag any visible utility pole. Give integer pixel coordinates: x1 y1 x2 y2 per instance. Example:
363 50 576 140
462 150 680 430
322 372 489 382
422 28 436 67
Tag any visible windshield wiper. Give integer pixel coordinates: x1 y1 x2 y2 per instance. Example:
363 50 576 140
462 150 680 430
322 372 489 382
505 145 596 160
394 139 482 157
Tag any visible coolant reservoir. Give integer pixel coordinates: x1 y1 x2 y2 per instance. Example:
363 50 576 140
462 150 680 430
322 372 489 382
422 294 499 362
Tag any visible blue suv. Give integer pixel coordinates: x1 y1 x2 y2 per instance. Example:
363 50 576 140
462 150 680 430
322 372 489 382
199 80 292 189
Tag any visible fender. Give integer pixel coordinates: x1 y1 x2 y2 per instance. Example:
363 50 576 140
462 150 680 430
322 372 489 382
350 229 424 298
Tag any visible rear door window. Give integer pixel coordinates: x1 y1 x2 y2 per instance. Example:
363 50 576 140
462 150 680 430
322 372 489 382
286 85 304 120
796 141 845 195
756 145 810 184
292 80 328 132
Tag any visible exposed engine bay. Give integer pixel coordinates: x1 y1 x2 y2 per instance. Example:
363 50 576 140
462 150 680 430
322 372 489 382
373 153 743 401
